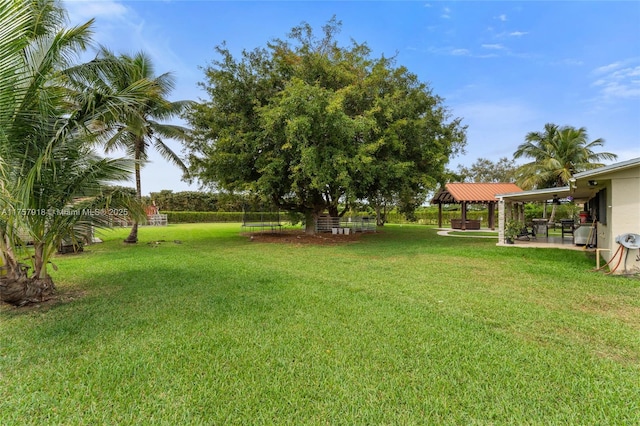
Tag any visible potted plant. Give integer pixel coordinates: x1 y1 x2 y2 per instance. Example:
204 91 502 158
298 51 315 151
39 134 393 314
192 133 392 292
505 219 522 244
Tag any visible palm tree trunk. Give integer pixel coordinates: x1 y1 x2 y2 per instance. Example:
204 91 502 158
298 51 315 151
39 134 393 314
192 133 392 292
0 275 56 306
549 204 558 224
1 243 56 306
124 144 142 244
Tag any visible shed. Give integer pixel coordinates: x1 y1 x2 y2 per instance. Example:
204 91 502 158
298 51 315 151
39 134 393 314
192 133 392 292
431 182 523 230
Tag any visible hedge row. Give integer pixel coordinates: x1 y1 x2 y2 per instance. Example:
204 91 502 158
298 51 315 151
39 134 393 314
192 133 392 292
161 210 496 226
163 211 246 223
163 208 574 226
384 210 497 226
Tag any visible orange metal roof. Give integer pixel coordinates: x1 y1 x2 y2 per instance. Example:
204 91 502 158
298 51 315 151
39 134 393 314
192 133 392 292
431 182 523 204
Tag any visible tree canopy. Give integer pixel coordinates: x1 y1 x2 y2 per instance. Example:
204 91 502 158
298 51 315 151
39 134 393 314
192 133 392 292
0 0 148 305
514 123 617 189
457 157 517 183
185 18 466 232
96 48 192 243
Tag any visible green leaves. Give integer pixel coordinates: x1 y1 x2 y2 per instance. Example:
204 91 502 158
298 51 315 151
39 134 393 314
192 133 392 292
0 0 162 285
515 123 617 189
186 19 466 225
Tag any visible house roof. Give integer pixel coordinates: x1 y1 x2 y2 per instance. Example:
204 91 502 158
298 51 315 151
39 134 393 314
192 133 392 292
431 182 523 204
573 157 640 180
496 186 578 203
496 157 640 204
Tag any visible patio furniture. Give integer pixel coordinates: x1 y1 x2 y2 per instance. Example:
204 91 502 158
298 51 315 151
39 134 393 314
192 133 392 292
560 219 575 240
516 224 535 241
450 219 481 230
532 219 548 237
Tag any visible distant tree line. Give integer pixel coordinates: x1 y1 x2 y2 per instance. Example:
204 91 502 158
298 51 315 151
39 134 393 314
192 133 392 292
143 190 265 212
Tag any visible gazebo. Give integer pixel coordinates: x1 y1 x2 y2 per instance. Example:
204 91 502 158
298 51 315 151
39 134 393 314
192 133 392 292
431 182 523 230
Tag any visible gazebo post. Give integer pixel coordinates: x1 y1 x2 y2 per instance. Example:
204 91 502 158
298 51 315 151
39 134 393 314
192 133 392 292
438 202 443 228
461 201 467 230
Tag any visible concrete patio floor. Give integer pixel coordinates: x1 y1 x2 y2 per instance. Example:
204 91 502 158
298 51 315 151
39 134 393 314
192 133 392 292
437 228 591 251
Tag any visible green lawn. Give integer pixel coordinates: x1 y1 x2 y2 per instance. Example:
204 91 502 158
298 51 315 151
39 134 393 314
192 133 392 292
1 224 639 424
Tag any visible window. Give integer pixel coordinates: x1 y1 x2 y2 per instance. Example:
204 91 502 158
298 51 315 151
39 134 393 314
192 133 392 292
597 188 607 225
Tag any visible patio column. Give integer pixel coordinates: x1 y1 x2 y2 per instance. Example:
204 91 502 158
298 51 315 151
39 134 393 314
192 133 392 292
438 202 442 228
488 202 495 230
498 198 505 243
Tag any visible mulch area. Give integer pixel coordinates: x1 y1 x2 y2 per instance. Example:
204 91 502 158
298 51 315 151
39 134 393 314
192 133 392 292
242 229 364 245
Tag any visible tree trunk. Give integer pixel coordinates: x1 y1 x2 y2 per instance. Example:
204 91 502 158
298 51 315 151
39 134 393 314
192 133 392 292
124 221 139 244
375 203 386 226
304 211 316 234
124 143 142 244
0 276 56 306
549 204 558 224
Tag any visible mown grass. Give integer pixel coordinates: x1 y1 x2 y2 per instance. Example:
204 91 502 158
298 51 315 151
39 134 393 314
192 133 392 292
1 224 639 424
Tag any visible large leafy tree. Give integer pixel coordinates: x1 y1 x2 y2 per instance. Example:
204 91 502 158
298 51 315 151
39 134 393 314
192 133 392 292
97 49 192 244
185 18 466 233
0 0 146 305
457 157 517 183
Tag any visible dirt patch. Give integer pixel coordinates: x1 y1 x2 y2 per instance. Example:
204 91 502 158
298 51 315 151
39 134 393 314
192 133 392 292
242 229 366 245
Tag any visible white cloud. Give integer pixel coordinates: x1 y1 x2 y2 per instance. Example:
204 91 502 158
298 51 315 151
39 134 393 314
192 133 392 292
591 61 640 100
441 7 451 19
597 81 640 99
496 14 507 22
509 31 528 37
482 44 504 50
451 48 470 56
593 62 622 75
560 58 584 66
614 147 640 162
64 0 129 23
613 66 640 79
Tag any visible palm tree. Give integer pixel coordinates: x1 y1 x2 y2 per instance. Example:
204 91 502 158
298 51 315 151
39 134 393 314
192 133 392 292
0 0 148 305
515 123 617 189
514 123 617 222
97 49 192 243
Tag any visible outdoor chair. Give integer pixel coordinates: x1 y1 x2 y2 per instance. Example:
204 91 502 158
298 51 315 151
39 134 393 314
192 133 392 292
560 219 575 239
516 225 535 241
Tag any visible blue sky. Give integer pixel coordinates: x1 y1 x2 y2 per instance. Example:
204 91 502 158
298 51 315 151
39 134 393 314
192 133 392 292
63 1 640 195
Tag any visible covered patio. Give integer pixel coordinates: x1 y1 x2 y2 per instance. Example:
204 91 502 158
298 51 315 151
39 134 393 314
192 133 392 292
495 186 599 247
431 182 523 230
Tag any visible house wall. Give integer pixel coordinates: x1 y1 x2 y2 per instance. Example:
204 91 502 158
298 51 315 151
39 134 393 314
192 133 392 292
595 167 640 274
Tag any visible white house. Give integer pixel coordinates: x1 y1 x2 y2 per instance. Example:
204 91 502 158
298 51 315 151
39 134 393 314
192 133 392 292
496 157 640 275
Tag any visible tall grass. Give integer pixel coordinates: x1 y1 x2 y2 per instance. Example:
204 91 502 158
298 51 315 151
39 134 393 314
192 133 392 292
1 224 638 424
